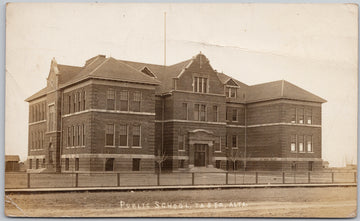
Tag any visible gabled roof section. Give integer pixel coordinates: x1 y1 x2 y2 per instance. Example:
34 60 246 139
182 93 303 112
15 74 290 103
141 66 157 78
246 80 327 103
226 78 239 87
25 87 48 102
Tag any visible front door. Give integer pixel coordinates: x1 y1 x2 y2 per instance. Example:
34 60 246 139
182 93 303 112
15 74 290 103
194 144 207 167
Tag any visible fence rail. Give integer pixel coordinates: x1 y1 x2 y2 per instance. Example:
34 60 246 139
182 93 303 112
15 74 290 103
5 171 357 189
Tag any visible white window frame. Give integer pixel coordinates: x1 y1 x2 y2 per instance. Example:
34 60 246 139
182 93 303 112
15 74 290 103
215 137 222 152
120 90 129 111
105 124 115 147
193 76 209 93
132 125 142 148
290 135 297 152
119 124 129 148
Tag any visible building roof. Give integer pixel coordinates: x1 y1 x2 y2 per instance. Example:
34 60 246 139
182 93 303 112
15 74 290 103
25 54 326 104
60 56 160 88
246 80 327 103
216 72 248 88
121 58 193 93
5 155 20 162
25 86 48 102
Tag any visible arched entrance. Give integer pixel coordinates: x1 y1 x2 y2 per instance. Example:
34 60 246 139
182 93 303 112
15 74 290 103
188 129 215 168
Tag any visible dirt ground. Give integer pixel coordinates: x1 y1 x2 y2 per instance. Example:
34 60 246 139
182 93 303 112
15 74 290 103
5 187 357 218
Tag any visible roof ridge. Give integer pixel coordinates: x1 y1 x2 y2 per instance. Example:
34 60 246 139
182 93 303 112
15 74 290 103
249 80 283 87
88 57 110 76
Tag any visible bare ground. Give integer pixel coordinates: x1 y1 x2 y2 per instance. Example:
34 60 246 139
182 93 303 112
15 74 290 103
5 187 357 218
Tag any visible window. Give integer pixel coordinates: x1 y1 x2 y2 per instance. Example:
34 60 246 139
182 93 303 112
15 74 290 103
193 77 208 93
179 160 185 169
120 90 129 111
213 106 218 122
107 88 115 110
226 107 229 121
215 137 221 152
73 94 76 112
182 103 188 120
132 91 141 112
105 158 114 171
232 135 237 148
232 109 238 122
77 92 81 111
307 135 313 152
226 87 237 98
77 125 81 146
215 160 221 169
36 159 39 169
132 158 140 171
298 135 304 152
65 158 69 171
225 135 228 147
306 109 312 124
72 126 75 146
178 135 185 151
290 135 297 152
29 159 32 169
291 108 296 123
105 124 115 146
194 104 199 121
119 124 128 146
42 158 45 168
48 105 55 131
67 127 71 147
82 124 85 146
75 158 79 171
298 108 304 124
82 91 86 110
200 104 206 121
68 95 71 114
40 132 43 149
132 125 141 147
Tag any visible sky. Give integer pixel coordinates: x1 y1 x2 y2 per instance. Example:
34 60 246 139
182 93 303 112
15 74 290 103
5 3 358 167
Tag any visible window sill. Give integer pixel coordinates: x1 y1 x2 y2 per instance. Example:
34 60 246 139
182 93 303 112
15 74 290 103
178 150 185 152
105 145 116 148
118 146 129 148
214 151 222 153
132 146 142 149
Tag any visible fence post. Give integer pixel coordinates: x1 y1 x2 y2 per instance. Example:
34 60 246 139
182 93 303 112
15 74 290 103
282 172 285 184
354 172 357 183
157 171 160 186
75 173 79 187
308 171 311 184
255 172 258 184
117 173 120 187
226 172 228 185
192 173 195 186
331 172 334 183
27 173 30 188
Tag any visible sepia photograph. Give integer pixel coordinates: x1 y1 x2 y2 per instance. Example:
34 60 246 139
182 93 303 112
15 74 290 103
3 2 358 218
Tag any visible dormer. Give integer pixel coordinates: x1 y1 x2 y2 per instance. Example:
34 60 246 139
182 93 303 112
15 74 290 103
141 66 157 78
225 78 240 98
